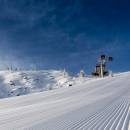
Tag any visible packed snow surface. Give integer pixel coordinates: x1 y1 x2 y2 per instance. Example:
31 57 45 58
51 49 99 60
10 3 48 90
0 71 130 130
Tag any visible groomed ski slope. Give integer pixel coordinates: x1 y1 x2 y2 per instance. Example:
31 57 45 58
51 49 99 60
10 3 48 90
0 72 129 130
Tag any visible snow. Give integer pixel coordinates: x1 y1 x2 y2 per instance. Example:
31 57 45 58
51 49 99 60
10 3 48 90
0 70 72 98
0 71 129 130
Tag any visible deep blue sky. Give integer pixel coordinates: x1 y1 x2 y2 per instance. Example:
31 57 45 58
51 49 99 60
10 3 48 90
0 0 130 74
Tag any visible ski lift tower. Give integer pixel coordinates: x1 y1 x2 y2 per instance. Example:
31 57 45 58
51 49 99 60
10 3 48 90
99 55 113 77
92 55 113 77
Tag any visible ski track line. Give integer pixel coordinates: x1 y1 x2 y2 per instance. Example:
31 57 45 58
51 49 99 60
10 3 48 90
68 98 124 130
37 94 125 130
100 99 128 129
94 99 127 130
92 98 129 130
24 98 122 130
111 100 130 130
60 98 125 130
109 102 128 130
67 99 123 130
81 98 126 130
31 98 128 130
68 98 125 130
122 104 130 130
98 99 128 130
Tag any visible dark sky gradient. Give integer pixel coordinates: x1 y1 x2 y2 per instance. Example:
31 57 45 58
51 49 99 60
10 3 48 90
0 0 130 74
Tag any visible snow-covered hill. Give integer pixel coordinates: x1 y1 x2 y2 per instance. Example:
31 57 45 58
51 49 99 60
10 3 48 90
0 71 129 130
0 70 72 98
